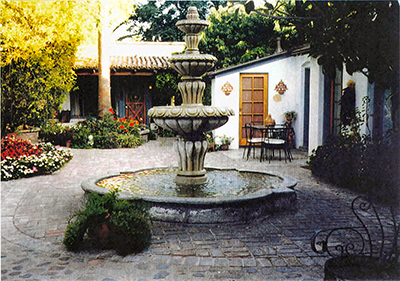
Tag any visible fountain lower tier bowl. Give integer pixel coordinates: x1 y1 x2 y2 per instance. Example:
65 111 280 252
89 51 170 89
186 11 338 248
81 167 297 223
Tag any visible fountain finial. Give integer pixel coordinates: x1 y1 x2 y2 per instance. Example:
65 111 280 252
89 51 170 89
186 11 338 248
187 6 199 20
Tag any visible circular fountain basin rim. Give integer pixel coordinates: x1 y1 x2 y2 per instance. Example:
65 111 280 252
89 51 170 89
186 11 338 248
81 167 297 206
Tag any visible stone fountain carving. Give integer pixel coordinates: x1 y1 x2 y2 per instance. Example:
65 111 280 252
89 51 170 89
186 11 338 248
148 7 234 185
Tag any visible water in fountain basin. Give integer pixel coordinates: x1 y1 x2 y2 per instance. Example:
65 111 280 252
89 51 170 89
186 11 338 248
97 169 282 198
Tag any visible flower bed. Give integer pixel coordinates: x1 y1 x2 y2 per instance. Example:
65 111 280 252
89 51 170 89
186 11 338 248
1 137 73 181
40 109 152 149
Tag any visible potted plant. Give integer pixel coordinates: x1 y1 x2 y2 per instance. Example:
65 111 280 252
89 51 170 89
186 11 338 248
284 111 297 127
284 111 297 121
217 134 234 151
63 190 152 255
205 132 216 152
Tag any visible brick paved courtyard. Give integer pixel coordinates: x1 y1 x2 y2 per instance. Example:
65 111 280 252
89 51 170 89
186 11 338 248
1 138 386 280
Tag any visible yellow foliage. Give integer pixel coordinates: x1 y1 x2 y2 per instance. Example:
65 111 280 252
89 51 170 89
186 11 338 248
1 0 136 64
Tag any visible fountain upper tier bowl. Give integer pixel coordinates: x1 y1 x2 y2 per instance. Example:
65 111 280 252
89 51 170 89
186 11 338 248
81 167 297 223
169 54 217 77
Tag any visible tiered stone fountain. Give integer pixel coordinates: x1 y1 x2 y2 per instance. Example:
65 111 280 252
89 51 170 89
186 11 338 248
148 6 234 185
82 7 297 223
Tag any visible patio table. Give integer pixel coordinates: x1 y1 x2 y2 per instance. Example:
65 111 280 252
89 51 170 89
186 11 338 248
251 124 294 162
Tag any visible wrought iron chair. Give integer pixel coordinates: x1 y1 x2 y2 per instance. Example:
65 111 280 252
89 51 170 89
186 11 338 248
311 196 400 280
260 126 291 163
242 123 264 160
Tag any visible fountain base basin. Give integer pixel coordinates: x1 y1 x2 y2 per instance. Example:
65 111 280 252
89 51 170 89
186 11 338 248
81 167 297 223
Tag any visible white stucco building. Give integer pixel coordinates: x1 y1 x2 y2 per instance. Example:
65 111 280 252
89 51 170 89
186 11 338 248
208 46 373 155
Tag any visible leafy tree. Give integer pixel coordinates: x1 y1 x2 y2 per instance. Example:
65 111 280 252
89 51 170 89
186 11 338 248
200 5 278 69
245 0 399 151
120 0 227 42
299 1 399 143
152 73 182 106
1 1 86 134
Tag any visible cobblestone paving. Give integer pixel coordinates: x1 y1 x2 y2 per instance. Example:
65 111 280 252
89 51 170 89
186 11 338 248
1 138 383 280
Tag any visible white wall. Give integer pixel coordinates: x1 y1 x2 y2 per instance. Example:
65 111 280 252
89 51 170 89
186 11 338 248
307 59 325 154
61 93 71 111
212 54 317 151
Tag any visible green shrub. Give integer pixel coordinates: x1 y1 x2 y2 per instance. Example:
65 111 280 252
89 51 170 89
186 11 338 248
308 134 363 188
70 124 92 149
117 134 144 148
93 133 120 149
308 97 399 204
39 111 149 149
63 190 152 255
308 119 398 203
157 127 176 137
39 121 67 145
69 112 147 149
360 139 399 204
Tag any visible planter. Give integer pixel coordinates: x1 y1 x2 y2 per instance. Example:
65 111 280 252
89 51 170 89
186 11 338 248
87 215 111 247
208 142 216 152
219 144 229 151
65 139 72 147
15 128 40 144
139 129 150 142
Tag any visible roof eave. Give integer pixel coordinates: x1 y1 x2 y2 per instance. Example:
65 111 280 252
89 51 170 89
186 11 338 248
207 44 310 79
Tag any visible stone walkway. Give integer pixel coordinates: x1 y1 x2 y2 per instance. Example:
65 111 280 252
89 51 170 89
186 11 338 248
1 138 381 280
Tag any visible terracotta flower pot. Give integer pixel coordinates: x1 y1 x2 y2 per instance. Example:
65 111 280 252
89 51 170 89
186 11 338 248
219 144 229 151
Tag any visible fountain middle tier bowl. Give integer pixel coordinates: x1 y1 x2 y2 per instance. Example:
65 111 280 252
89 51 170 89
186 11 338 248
148 106 234 135
81 167 297 223
169 54 217 77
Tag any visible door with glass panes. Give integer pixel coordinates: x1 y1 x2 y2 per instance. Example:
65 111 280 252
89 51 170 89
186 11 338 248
239 74 268 146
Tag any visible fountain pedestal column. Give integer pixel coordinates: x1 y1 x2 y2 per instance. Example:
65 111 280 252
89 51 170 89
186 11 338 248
175 137 208 185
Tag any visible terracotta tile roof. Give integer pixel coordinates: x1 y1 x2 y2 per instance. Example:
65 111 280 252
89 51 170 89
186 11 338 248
74 55 171 70
74 42 185 71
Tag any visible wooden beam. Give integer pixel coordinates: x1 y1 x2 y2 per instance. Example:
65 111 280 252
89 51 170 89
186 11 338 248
76 72 98 76
112 72 154 76
76 71 155 76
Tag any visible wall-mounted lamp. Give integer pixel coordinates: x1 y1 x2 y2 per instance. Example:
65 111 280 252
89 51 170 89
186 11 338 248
221 81 233 96
275 80 288 95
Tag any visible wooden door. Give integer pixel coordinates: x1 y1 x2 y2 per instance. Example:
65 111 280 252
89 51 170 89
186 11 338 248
126 93 146 124
239 74 268 146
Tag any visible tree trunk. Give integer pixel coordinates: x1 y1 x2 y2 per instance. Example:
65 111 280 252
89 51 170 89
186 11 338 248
98 0 111 118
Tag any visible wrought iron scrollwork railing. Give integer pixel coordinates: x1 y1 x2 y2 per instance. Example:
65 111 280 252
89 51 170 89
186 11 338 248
311 196 399 267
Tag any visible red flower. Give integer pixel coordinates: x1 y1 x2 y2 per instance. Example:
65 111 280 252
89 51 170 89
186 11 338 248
109 108 115 114
119 125 125 129
1 137 43 161
129 122 134 127
126 130 129 133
